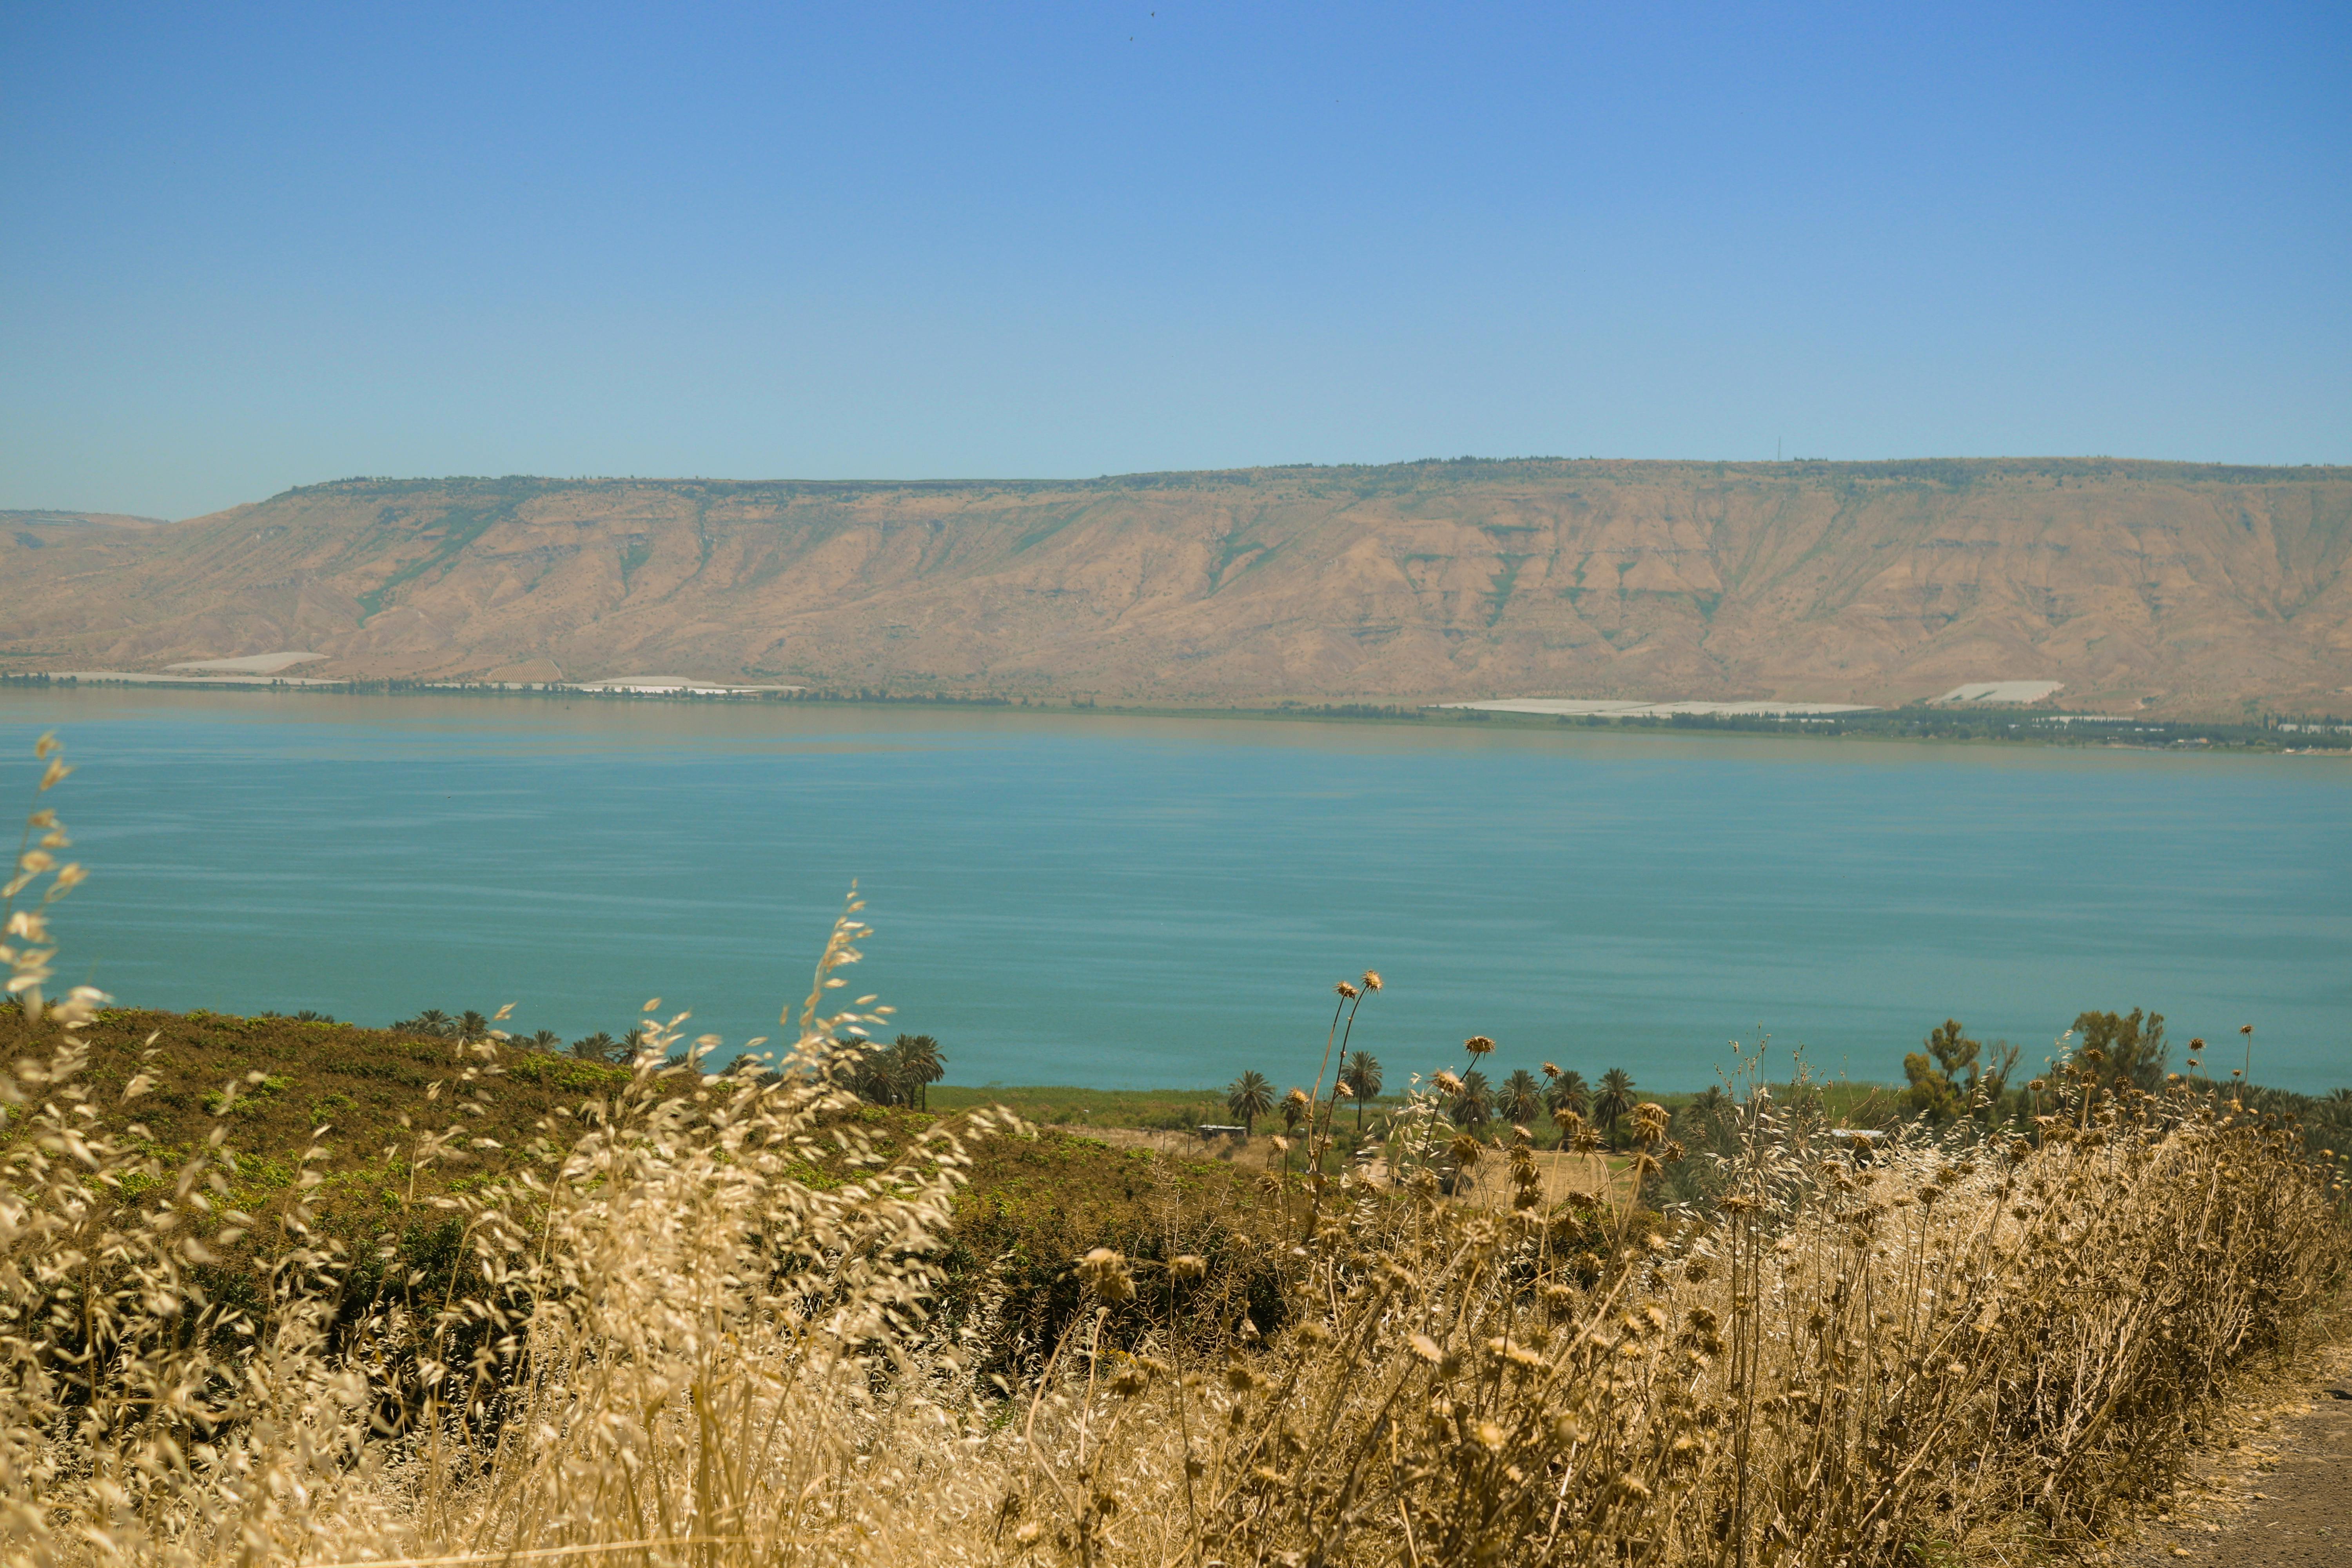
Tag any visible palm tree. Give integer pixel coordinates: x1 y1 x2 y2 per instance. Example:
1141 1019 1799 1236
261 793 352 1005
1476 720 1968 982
1545 1069 1590 1121
1454 1068 1493 1130
621 1027 647 1060
293 1009 333 1023
570 1031 618 1062
1341 1050 1383 1134
1501 1069 1543 1127
1595 1067 1636 1148
526 1029 562 1052
892 1033 946 1108
412 1009 453 1038
1227 1071 1274 1136
844 1036 897 1103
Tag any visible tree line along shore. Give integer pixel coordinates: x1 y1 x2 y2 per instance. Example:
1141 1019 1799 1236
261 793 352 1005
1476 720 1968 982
7 670 2349 751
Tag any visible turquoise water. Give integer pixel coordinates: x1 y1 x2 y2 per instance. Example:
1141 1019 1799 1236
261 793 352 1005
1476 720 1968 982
3 689 2348 1094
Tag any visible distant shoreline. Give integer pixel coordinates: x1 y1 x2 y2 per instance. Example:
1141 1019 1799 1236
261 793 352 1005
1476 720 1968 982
5 670 2348 755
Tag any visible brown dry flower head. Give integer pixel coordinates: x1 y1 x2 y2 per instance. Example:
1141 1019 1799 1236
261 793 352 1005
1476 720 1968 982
1361 969 1382 991
1464 1035 1496 1056
1076 1246 1137 1303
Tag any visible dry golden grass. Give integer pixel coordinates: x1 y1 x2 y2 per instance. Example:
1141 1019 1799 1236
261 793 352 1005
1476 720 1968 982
2 734 2346 1568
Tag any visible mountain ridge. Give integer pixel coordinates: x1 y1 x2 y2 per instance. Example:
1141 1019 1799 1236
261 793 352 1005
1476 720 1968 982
5 458 2348 715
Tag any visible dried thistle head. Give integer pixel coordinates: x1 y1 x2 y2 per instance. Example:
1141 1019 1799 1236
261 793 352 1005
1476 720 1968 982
1361 969 1382 991
1077 1246 1136 1303
1109 1352 1167 1397
1464 1035 1496 1057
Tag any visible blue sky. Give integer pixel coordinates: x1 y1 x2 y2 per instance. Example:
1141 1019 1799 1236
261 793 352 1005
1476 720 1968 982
4 2 2345 517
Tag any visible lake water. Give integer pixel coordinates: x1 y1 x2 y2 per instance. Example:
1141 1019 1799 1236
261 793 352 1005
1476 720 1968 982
4 688 2348 1094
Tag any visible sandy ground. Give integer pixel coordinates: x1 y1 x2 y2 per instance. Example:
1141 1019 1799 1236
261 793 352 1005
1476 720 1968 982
164 651 326 673
49 670 345 686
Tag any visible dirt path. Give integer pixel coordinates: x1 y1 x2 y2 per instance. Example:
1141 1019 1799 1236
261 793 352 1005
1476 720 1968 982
2115 1340 2352 1568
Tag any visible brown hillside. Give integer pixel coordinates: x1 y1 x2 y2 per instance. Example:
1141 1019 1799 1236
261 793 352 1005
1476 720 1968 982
4 459 2348 713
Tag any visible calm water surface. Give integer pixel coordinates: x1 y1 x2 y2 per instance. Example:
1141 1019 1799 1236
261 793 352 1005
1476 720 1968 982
4 690 2348 1093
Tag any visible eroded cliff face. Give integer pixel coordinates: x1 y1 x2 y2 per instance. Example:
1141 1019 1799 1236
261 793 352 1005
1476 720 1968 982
4 458 2348 713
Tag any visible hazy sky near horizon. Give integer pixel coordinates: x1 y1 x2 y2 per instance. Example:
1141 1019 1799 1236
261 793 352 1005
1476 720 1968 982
4 2 2346 518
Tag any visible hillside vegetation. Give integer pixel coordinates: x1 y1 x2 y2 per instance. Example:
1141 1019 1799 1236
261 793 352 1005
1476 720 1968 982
5 936 2347 1564
5 458 2351 714
7 939 2347 1568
